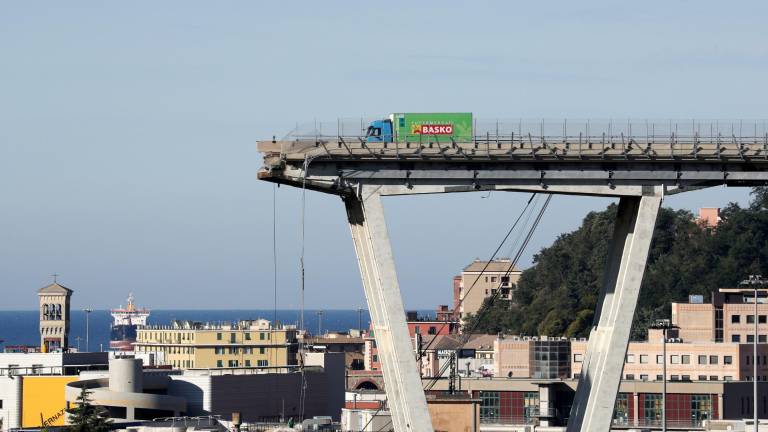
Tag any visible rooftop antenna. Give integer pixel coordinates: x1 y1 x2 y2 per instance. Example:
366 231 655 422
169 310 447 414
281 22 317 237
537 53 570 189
51 273 59 283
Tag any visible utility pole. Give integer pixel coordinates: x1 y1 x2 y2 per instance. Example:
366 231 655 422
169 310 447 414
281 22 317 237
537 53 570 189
83 308 93 352
741 274 767 429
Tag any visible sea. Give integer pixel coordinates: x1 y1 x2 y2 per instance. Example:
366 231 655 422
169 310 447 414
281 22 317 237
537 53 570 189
0 309 380 352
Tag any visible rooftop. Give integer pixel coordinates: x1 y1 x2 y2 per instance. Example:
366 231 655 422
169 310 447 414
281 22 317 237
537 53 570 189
37 282 73 295
463 258 521 273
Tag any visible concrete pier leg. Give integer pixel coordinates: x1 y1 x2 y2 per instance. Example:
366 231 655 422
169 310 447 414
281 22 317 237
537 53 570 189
567 194 661 432
344 187 434 432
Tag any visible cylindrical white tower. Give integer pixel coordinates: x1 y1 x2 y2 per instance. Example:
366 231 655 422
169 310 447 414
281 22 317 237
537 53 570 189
108 357 143 393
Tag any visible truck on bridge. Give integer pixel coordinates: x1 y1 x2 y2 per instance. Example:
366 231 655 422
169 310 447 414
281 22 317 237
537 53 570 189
365 112 472 143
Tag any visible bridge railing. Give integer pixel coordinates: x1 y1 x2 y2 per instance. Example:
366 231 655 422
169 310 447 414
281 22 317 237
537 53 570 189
280 118 768 142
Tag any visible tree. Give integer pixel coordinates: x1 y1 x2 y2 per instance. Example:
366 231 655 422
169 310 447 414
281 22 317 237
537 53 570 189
67 386 111 432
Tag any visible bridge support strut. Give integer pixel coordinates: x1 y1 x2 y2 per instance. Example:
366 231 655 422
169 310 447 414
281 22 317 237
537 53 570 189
344 187 434 432
567 194 662 432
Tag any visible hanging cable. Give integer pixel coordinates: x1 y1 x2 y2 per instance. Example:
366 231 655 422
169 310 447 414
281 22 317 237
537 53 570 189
423 194 552 391
297 156 310 420
272 183 280 371
417 193 538 362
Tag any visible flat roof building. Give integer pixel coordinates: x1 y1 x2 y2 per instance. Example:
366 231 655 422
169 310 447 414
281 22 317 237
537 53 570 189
133 319 298 370
458 258 522 320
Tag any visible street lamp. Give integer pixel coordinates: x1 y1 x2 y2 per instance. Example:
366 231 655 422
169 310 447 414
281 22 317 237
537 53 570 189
740 274 767 429
651 318 676 432
316 310 324 336
357 307 364 331
83 308 93 352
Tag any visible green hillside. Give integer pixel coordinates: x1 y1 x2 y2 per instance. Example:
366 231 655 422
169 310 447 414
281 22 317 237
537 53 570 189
466 187 768 340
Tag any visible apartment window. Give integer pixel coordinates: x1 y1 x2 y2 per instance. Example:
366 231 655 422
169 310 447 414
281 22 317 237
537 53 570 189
245 360 251 367
0 399 3 409
490 276 497 283
217 333 222 340
748 335 755 343
656 355 664 364
625 374 635 380
698 375 707 381
671 355 680 364
682 375 691 381
748 315 756 324
732 334 742 343
724 376 733 381
228 360 238 367
710 376 718 381
698 355 707 365
724 356 733 365
656 374 664 381
260 332 266 340
732 315 741 323
260 347 265 354
682 355 690 364
428 326 437 335
640 374 648 381
626 354 635 363
216 360 223 367
245 333 251 340
710 355 719 365
257 360 268 367
574 354 583 363
372 355 378 363
671 375 680 381
760 335 767 343
215 347 224 355
760 315 767 324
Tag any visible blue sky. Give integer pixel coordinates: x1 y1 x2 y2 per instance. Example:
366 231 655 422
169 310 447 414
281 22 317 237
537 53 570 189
1 1 765 310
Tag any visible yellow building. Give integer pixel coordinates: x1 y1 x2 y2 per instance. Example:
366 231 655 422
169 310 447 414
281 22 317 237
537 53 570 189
22 375 78 428
134 319 298 369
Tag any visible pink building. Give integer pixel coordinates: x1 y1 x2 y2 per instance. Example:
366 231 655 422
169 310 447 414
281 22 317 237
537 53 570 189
672 287 768 344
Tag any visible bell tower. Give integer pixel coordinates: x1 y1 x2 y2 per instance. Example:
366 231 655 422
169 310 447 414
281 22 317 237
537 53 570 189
38 278 72 352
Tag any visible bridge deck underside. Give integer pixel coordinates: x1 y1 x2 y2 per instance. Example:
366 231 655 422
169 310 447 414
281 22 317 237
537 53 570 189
258 138 768 196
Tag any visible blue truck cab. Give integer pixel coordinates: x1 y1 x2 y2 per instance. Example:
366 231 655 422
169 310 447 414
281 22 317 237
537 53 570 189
365 119 393 143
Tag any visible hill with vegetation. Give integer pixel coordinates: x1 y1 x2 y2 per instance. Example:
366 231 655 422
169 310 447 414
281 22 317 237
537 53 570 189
465 187 768 340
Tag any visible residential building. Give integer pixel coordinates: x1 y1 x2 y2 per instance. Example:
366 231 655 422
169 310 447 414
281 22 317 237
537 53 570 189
697 207 721 228
457 258 522 320
672 287 768 344
133 319 297 369
406 310 459 337
303 331 365 371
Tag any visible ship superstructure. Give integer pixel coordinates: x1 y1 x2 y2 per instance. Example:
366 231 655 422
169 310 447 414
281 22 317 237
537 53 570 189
109 293 150 351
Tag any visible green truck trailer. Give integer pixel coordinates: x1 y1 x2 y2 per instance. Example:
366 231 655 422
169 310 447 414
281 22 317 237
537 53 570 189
365 113 473 143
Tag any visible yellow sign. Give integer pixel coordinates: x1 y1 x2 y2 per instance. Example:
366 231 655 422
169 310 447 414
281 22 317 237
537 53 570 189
22 376 78 427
